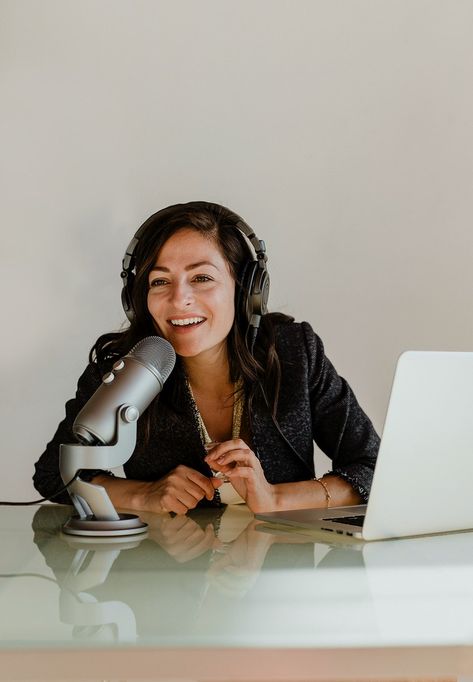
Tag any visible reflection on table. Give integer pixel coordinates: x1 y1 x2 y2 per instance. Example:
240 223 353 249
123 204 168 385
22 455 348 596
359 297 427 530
1 503 473 653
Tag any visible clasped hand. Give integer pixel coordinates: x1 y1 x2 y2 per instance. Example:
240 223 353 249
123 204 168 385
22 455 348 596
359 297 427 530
204 438 276 512
142 464 222 515
141 439 276 515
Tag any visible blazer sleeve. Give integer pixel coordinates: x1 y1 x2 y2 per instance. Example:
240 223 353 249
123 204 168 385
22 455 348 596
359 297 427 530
302 322 380 501
33 362 108 504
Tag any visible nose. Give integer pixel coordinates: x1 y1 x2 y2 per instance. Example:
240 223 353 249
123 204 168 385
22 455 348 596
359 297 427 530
170 280 194 308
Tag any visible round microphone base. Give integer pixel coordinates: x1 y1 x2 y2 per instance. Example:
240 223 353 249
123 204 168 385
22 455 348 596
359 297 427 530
62 513 148 537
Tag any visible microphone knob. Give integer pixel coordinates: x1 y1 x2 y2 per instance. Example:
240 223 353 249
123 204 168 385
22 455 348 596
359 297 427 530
102 372 115 384
122 405 139 423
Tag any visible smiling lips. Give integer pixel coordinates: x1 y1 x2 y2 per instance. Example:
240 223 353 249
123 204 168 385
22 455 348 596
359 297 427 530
168 316 206 330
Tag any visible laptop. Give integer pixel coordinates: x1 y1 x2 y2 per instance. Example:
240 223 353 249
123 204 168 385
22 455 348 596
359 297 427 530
256 351 473 541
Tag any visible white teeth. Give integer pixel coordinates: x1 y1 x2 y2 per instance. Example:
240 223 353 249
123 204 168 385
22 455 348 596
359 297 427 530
170 317 205 327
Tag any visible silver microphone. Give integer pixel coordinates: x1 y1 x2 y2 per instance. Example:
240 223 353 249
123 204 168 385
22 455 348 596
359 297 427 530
59 336 176 536
73 336 176 446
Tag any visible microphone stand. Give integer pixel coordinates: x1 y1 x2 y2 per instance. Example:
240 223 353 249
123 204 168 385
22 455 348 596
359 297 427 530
59 404 148 537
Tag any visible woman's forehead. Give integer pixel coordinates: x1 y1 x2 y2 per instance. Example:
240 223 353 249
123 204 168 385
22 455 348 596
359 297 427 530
153 228 229 270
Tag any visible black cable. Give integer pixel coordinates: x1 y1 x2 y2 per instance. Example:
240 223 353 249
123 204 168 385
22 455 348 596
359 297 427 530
248 325 258 356
0 474 78 506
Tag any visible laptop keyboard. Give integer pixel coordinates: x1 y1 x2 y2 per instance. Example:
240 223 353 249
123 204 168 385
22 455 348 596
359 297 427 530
324 515 365 527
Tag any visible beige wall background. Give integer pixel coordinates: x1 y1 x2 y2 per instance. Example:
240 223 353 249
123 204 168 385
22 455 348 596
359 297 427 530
1 0 472 500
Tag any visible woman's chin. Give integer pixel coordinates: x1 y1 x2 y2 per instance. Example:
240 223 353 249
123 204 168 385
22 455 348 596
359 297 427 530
172 341 208 358
174 340 228 362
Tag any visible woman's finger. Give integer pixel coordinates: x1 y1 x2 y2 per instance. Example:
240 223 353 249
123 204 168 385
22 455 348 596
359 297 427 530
225 466 255 480
186 469 219 500
164 478 211 506
161 497 188 515
204 439 251 464
212 449 256 468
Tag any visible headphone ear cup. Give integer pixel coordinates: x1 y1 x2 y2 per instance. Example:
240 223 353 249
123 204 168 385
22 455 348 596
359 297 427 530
236 260 254 326
237 260 270 326
121 271 135 322
251 266 270 317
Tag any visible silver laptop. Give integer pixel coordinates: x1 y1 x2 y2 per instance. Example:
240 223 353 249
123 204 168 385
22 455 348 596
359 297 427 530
256 351 473 541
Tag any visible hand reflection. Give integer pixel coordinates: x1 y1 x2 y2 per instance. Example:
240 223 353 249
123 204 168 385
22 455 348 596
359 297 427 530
136 508 313 599
206 518 315 598
140 511 223 563
206 520 274 597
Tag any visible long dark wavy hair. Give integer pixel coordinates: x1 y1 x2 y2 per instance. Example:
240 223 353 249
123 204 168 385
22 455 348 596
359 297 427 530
90 201 293 440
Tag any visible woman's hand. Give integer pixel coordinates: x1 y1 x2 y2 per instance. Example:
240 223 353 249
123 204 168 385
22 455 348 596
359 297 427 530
204 439 277 512
142 464 222 515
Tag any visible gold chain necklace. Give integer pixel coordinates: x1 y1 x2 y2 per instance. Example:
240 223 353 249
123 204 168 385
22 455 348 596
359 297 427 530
186 377 245 445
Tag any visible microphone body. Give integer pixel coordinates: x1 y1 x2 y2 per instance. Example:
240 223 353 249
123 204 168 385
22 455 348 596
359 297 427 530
73 336 176 445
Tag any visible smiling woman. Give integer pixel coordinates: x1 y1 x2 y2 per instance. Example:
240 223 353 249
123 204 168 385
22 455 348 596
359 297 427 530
33 201 380 516
147 229 236 361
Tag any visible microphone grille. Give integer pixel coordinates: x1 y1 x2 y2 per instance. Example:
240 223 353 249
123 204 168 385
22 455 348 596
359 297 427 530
127 336 176 382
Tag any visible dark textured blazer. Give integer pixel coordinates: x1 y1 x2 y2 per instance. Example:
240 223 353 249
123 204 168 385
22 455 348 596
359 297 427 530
33 321 380 505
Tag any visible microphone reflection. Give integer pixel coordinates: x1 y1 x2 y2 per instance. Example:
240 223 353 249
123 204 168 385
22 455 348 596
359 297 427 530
60 535 141 642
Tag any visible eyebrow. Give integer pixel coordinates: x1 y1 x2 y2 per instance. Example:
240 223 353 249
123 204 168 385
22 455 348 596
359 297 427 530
149 261 220 273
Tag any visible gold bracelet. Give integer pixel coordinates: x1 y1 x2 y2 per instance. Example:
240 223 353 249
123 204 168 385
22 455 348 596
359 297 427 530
314 477 332 508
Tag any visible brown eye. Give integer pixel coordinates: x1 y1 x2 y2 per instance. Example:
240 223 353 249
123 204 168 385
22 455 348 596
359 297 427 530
149 278 168 288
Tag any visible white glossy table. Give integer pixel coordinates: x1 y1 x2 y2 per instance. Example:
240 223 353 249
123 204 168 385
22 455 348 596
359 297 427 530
1 504 473 681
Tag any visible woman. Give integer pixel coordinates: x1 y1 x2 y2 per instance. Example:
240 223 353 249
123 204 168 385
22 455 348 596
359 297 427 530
33 201 380 515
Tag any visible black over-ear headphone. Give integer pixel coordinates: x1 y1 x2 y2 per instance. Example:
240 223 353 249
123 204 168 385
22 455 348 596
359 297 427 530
120 201 270 349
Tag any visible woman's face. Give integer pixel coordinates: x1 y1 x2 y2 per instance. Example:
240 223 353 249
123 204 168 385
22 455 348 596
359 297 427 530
147 228 236 361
